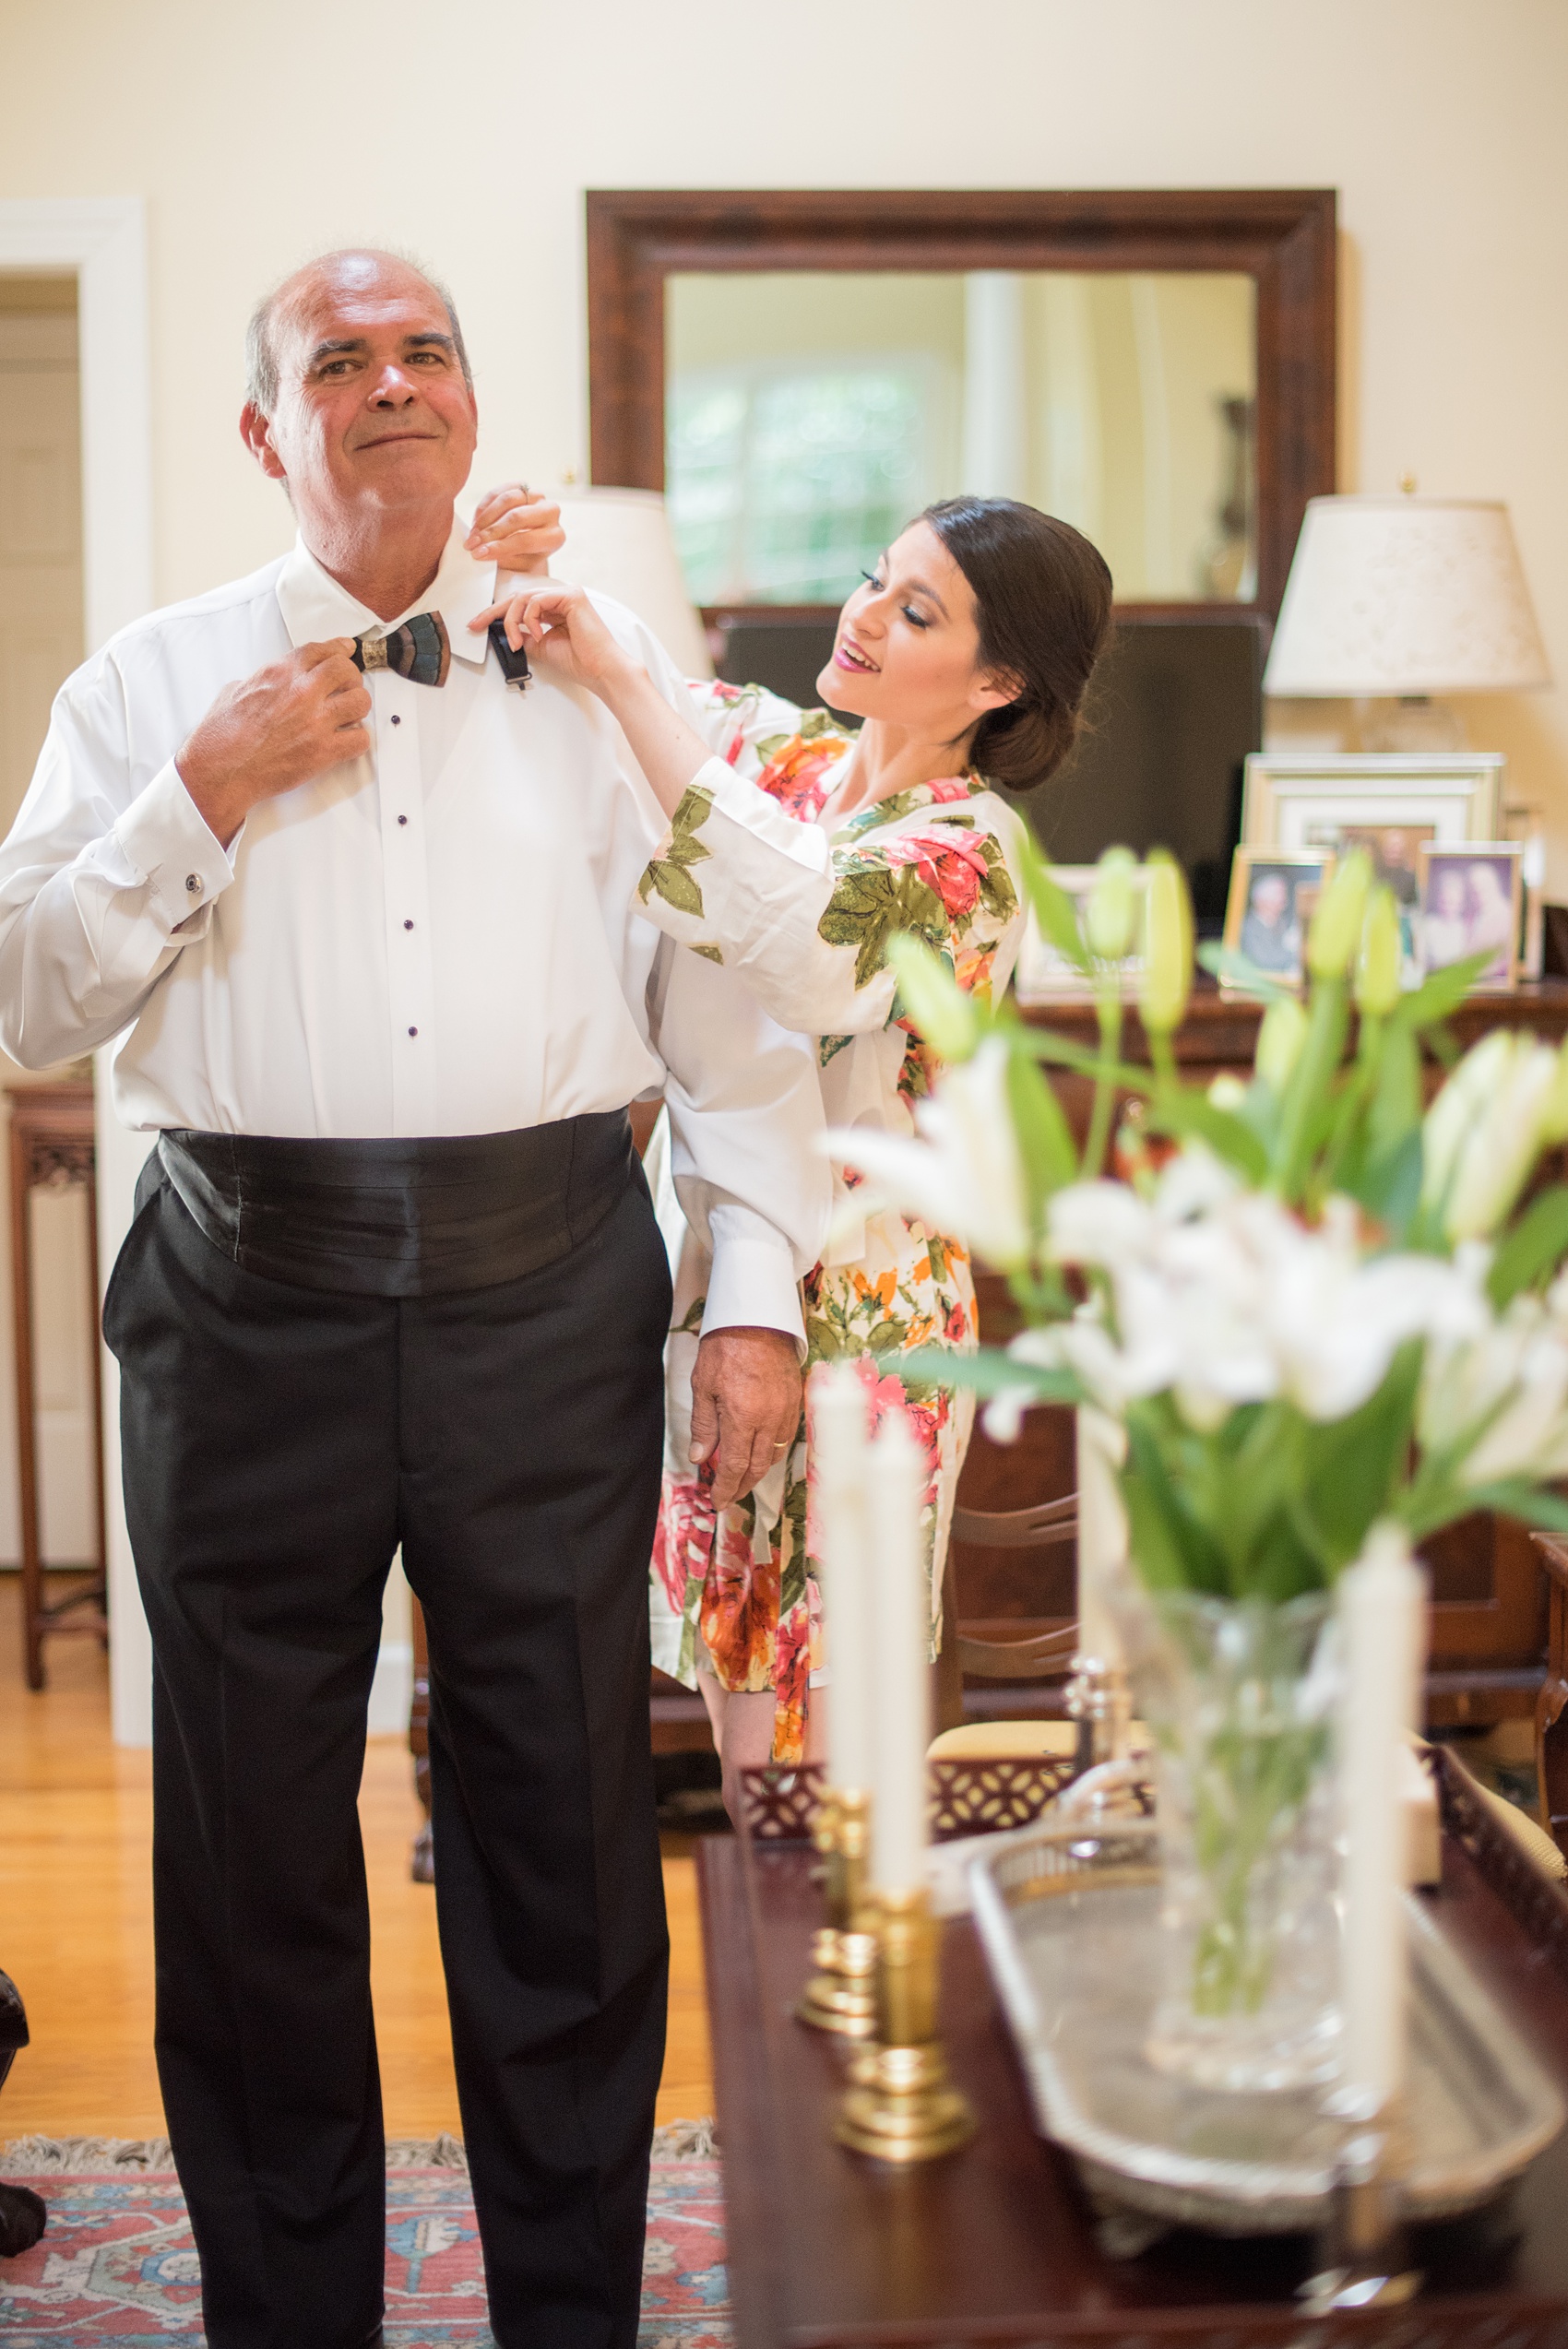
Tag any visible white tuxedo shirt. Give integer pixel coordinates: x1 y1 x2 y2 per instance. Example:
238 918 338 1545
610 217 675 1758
0 518 827 1341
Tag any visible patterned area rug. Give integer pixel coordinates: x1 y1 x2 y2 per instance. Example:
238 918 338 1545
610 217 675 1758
0 2134 730 2346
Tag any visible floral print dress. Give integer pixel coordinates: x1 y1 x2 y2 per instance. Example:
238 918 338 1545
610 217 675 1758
642 682 1028 1763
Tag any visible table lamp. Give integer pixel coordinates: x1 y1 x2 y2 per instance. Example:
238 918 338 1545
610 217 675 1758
1263 492 1550 750
537 484 714 681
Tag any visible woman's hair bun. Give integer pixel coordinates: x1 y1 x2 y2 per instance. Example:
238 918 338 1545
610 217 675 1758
921 496 1114 794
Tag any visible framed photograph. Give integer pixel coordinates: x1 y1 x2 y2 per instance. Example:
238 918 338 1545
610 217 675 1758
1503 801 1547 980
1221 849 1336 988
1014 863 1149 1004
1417 843 1524 990
1241 754 1505 856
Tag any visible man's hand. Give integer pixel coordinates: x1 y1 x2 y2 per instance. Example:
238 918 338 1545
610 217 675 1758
175 640 371 847
690 1327 803 1509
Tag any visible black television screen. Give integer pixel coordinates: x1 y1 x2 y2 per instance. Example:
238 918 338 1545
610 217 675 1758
1019 615 1265 930
714 611 1265 932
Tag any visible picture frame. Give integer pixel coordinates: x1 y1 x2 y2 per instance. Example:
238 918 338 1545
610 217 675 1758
1503 801 1547 980
1013 863 1150 1004
1241 753 1505 854
1417 842 1524 991
1221 848 1337 990
1241 753 1506 988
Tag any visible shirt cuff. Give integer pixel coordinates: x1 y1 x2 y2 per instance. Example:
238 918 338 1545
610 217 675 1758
700 1234 807 1356
112 759 239 932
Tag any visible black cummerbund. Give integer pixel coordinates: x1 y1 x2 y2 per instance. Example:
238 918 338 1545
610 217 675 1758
156 1109 637 1298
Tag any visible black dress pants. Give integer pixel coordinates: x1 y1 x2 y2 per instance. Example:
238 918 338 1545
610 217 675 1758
104 1152 672 2349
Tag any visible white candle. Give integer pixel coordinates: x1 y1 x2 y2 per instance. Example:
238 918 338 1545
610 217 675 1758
1075 1405 1127 1670
867 1409 930 1894
811 1364 874 1796
1338 1524 1426 2115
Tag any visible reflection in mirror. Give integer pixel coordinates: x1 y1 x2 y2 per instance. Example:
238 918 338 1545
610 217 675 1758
666 270 1256 609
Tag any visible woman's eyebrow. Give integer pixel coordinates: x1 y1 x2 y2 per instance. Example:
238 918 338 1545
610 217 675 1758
901 576 949 618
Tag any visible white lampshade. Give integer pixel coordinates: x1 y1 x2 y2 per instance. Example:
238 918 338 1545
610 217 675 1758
540 485 712 680
1263 495 1551 697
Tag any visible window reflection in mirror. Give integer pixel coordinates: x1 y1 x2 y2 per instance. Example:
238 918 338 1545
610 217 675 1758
665 270 1256 608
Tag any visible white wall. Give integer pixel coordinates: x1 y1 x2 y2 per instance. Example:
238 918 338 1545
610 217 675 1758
1 0 1563 864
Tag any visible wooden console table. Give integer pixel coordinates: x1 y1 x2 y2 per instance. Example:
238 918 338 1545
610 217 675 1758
700 1757 1568 2345
6 1079 106 1690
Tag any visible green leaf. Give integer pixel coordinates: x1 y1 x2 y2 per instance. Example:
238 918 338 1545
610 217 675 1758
1343 1129 1425 1240
1301 1344 1424 1572
1024 1029 1156 1095
1122 1409 1230 1596
1366 1019 1423 1162
1144 1088 1269 1183
1488 1186 1568 1309
1019 854 1090 971
1391 953 1492 1034
1272 974 1349 1203
1195 942 1294 1005
1434 1480 1568 1538
889 1343 1083 1404
1004 1048 1078 1202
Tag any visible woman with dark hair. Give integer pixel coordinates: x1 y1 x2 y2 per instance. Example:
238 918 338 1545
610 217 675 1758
477 495 1112 1801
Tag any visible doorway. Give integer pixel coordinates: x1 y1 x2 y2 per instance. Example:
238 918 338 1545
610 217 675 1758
0 269 101 1589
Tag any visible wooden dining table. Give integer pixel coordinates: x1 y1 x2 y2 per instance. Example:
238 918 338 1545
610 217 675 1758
698 1750 1568 2346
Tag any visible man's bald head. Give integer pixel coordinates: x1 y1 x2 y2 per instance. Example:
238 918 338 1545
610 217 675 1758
245 248 472 420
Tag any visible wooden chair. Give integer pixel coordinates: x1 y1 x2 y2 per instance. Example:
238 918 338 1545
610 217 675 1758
935 1488 1079 1737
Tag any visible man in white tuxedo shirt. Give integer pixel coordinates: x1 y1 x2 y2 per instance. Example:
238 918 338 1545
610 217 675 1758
0 249 827 2349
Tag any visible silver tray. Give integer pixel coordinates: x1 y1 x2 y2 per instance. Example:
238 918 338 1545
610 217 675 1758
968 1820 1565 2236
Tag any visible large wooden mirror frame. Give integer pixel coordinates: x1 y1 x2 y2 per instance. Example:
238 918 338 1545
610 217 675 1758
586 187 1336 620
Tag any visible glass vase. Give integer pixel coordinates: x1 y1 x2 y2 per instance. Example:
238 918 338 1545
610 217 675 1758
1111 1578 1341 2094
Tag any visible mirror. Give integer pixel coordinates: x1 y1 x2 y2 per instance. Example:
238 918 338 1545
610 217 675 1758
586 189 1335 615
666 269 1256 609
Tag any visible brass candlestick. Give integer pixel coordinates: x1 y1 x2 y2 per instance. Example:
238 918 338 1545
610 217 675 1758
796 1786 878 2037
835 1884 976 2162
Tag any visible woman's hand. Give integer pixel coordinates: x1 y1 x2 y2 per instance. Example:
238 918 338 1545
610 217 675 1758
472 582 637 698
464 483 564 574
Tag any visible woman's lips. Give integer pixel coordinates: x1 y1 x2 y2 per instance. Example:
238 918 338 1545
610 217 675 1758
834 635 879 674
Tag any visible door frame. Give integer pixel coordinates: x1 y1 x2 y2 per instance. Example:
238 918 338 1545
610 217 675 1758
0 197 153 1743
0 198 152 647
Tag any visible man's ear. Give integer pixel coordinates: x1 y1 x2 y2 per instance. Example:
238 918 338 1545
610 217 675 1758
240 401 288 484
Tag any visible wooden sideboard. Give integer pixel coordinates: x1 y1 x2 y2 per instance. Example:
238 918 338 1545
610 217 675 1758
698 1757 1568 2347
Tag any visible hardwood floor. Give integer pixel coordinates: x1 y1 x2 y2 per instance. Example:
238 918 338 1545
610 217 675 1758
0 1575 712 2138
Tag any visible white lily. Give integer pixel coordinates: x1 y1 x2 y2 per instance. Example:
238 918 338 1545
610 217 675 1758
1045 1149 1484 1429
1423 1030 1560 1241
1420 1278 1568 1486
826 1036 1031 1271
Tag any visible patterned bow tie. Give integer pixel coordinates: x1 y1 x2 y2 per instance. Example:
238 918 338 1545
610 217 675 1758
350 611 450 688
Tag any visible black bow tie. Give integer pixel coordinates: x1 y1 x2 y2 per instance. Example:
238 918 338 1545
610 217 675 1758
349 611 532 692
350 611 450 688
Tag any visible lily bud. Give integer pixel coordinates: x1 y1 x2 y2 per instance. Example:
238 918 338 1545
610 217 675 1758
1139 850 1194 1036
1086 846 1139 961
885 932 979 1062
1307 848 1372 981
1255 994 1309 1095
1540 1036 1568 1145
1356 885 1403 1017
1208 1073 1248 1113
1425 1029 1560 1241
